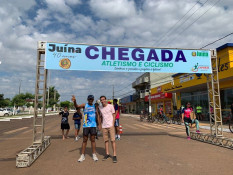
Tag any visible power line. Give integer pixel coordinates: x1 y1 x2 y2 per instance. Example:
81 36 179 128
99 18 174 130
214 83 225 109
201 32 233 49
158 0 210 46
164 0 222 47
155 0 202 46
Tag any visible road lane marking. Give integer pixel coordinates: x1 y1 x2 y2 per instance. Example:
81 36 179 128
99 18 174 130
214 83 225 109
133 123 151 129
4 127 29 134
124 124 138 130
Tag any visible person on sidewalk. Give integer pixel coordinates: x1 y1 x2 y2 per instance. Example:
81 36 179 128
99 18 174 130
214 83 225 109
73 107 82 141
181 102 200 140
98 96 117 163
72 95 101 162
113 99 120 140
196 105 203 121
59 106 70 140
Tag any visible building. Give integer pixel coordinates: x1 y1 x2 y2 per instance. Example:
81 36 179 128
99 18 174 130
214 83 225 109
132 72 173 114
120 95 135 113
145 83 173 117
164 43 233 120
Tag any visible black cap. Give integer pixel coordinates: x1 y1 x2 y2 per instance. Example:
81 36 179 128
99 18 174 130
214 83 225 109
87 95 94 100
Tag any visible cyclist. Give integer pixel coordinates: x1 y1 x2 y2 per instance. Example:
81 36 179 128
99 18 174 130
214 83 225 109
159 105 169 123
182 102 200 140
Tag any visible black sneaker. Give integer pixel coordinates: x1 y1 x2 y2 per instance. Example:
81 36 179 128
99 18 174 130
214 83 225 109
102 154 110 161
113 156 117 163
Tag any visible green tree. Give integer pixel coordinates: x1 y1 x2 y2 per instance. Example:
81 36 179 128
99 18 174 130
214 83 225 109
0 94 10 108
12 93 34 107
46 86 60 107
60 101 72 109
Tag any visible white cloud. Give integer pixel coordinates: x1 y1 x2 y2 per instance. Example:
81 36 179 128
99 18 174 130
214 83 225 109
89 0 137 19
65 0 82 6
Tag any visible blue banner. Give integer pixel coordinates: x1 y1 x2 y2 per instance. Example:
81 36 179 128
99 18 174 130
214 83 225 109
45 42 212 73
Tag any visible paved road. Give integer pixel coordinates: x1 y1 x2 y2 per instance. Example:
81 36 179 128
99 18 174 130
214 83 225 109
0 114 233 175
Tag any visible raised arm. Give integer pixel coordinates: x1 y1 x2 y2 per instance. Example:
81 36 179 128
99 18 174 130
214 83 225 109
71 95 85 108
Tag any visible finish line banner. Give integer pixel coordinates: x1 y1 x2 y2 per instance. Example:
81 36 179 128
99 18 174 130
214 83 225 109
45 42 212 73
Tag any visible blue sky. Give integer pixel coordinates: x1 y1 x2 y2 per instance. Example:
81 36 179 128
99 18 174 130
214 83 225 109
0 0 233 104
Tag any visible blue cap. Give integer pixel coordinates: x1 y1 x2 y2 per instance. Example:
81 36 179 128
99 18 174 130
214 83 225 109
87 95 94 99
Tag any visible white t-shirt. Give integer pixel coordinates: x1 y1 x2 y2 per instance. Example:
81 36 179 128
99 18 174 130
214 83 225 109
99 104 115 128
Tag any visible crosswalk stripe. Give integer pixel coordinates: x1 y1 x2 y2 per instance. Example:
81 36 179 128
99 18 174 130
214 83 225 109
133 123 151 129
142 123 176 131
123 124 138 130
4 127 29 134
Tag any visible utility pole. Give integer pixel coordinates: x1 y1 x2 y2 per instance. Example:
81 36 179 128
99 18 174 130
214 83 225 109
148 73 151 118
53 89 56 111
19 80 22 94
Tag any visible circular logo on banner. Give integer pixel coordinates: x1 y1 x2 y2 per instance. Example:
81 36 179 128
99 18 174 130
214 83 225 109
59 58 71 69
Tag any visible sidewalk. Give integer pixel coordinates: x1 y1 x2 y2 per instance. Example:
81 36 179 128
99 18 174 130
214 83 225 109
121 113 232 133
0 112 59 122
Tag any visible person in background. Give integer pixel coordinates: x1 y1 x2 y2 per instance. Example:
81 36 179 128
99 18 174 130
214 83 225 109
113 99 120 140
59 106 70 140
196 105 203 121
182 102 200 140
95 102 101 140
231 103 233 118
73 107 82 141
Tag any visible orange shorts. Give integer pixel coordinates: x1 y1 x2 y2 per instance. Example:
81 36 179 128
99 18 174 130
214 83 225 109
102 127 115 142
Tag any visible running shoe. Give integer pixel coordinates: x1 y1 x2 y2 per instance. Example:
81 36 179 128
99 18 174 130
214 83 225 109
102 154 110 161
113 156 117 163
78 154 85 162
196 130 201 134
93 153 98 162
187 136 191 140
75 136 80 141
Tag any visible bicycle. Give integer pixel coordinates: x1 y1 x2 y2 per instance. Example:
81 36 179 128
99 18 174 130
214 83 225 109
147 114 154 123
140 112 146 122
172 114 182 125
228 114 233 133
157 113 170 124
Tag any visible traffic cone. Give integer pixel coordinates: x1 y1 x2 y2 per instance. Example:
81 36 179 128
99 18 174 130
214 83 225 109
119 125 123 134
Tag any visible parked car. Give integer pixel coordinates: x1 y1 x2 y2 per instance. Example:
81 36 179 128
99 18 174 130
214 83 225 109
0 108 13 116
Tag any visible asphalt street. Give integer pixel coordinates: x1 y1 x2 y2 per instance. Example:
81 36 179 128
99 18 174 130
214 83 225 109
0 114 233 175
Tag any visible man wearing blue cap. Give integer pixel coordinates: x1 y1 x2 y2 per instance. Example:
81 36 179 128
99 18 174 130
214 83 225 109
72 95 101 162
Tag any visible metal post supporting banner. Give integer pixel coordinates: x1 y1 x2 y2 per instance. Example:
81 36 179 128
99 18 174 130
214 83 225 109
190 50 233 149
207 50 223 137
16 41 51 168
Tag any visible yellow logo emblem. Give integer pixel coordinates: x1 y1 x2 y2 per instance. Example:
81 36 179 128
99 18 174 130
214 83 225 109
59 58 71 69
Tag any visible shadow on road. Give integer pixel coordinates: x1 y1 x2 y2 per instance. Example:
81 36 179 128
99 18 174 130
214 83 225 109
0 157 15 162
68 147 106 157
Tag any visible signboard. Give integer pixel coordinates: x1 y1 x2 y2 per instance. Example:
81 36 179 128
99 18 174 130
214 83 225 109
145 92 172 101
45 42 212 73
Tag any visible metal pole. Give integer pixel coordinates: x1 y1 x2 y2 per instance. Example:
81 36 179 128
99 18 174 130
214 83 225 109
148 73 151 117
54 89 56 111
19 80 22 94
